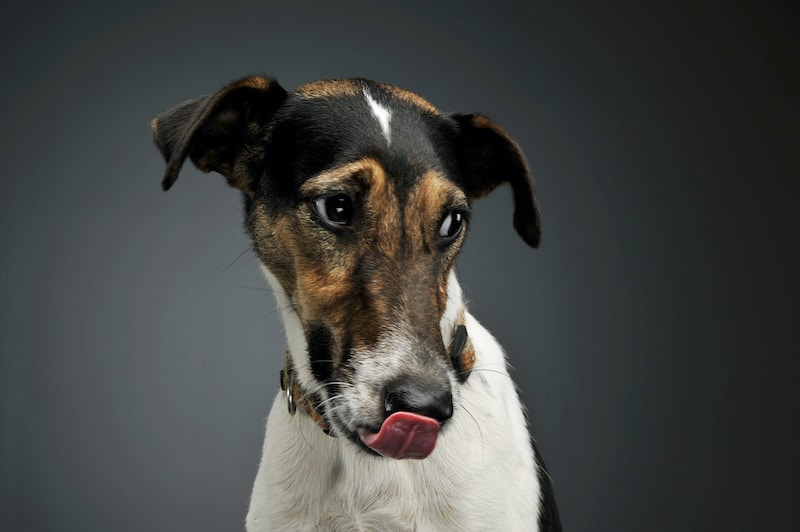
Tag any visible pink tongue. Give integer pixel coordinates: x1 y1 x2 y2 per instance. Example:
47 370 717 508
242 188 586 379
358 412 441 459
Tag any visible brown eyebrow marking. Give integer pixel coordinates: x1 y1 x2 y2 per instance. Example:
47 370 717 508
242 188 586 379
299 158 386 197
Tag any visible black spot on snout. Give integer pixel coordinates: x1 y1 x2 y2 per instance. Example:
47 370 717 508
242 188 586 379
307 323 334 382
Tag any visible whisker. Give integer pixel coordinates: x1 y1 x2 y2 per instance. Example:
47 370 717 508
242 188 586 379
323 403 352 427
295 409 316 452
215 245 254 278
468 367 512 379
303 381 351 401
459 404 485 463
235 285 279 294
439 314 457 326
316 394 344 410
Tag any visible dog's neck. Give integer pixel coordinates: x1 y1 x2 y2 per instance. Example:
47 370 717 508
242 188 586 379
263 267 475 436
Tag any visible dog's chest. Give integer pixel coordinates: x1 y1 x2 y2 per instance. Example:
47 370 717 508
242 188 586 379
281 452 467 531
318 482 459 531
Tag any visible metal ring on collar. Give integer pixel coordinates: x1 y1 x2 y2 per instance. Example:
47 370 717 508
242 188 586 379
286 385 297 415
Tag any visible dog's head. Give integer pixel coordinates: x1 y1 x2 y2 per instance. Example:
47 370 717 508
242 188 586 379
152 76 539 458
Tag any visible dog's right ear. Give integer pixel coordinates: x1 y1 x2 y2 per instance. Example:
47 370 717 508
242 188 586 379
151 76 288 195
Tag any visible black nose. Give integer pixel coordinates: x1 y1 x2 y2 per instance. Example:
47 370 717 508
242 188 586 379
383 377 453 423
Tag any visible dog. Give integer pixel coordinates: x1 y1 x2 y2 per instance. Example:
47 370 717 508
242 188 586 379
152 76 561 531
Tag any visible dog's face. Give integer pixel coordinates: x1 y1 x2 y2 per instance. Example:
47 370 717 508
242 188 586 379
152 76 540 456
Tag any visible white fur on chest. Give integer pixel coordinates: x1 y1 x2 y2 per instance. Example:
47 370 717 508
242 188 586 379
246 302 542 531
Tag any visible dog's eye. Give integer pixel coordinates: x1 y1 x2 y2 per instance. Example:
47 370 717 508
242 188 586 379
439 211 465 239
314 194 354 226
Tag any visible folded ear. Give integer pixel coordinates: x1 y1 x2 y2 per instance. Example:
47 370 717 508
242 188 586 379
151 76 288 194
451 113 541 248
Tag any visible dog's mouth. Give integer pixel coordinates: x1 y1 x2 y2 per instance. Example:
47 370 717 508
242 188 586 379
356 411 441 460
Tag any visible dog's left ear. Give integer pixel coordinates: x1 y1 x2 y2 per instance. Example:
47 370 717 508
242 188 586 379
151 76 288 194
451 113 541 248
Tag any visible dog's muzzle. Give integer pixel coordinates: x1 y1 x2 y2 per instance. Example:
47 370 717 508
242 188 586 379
280 323 474 457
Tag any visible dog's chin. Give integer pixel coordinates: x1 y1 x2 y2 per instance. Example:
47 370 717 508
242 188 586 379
326 415 384 457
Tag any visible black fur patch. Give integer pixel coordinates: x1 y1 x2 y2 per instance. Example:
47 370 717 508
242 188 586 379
450 324 471 382
531 437 562 531
306 323 334 382
451 113 541 248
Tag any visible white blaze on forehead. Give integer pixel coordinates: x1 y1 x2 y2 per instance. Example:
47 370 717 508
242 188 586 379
363 88 393 145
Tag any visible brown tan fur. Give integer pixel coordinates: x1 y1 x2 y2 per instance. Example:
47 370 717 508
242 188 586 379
249 157 467 367
383 85 441 115
295 79 363 100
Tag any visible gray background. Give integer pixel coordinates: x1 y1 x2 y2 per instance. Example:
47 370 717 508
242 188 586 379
1 0 798 530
